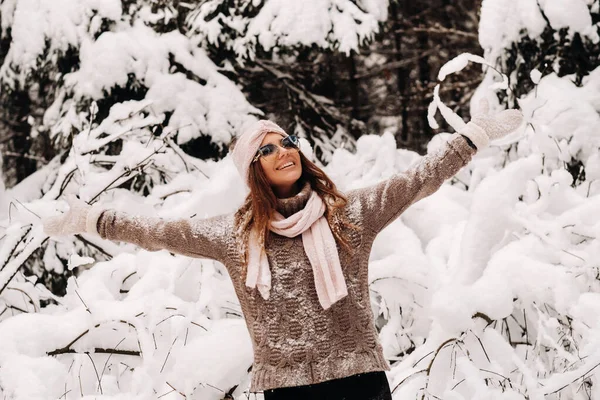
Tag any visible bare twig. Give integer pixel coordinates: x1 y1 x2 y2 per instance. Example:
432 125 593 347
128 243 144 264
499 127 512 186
160 337 178 373
74 234 113 259
11 198 41 219
202 382 225 393
122 272 137 284
0 132 16 144
2 151 48 164
156 314 186 326
86 353 103 394
5 286 39 312
392 368 427 393
352 48 440 80
78 362 84 397
99 337 127 389
0 227 46 295
166 381 187 398
0 224 30 273
48 329 91 355
158 388 177 398
48 320 140 356
395 26 478 39
162 135 209 179
412 350 435 368
421 338 460 400
159 189 192 200
545 362 600 395
254 59 341 133
74 290 91 314
6 304 28 313
190 321 208 331
480 368 510 381
49 347 141 357
58 167 78 198
450 378 466 391
63 358 75 398
87 162 151 204
470 330 491 363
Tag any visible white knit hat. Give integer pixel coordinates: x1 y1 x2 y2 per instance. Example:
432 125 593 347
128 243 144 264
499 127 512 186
231 120 288 185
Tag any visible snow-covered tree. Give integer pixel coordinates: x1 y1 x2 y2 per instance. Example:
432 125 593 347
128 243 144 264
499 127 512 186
479 0 600 188
0 1 385 397
186 0 385 60
340 1 600 398
1 0 600 399
185 0 391 161
0 0 262 289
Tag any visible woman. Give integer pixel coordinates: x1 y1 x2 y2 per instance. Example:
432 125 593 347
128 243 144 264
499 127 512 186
43 102 522 399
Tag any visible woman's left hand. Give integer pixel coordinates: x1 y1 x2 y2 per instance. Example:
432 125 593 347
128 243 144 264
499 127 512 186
459 99 523 150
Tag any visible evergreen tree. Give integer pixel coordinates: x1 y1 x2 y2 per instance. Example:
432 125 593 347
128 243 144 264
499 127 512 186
479 0 600 186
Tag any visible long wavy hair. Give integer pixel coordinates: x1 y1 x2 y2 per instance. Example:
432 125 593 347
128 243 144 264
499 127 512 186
230 138 360 271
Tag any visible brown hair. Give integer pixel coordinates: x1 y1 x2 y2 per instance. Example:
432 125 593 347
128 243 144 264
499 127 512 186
230 137 360 270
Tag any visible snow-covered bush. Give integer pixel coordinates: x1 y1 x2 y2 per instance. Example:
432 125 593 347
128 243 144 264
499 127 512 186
329 1 600 398
1 1 600 400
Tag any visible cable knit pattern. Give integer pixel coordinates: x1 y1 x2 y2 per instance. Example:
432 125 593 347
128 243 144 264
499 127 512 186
95 133 476 393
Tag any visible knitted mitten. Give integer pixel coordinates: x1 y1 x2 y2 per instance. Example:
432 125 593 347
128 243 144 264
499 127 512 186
43 195 104 237
460 99 523 150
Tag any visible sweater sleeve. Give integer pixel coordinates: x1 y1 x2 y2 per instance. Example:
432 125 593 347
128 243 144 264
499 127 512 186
350 133 477 234
96 210 233 263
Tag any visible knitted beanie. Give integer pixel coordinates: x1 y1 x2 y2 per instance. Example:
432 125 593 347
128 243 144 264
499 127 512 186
232 120 288 185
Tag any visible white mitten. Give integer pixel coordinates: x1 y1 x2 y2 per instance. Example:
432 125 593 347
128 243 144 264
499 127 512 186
42 195 105 237
460 99 523 150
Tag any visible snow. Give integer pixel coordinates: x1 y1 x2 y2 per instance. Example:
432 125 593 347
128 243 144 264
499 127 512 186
67 254 95 271
530 68 542 84
2 103 600 399
1 0 600 399
0 250 250 398
1 0 259 155
480 0 545 57
187 0 384 59
541 0 598 40
480 0 599 63
0 0 123 86
358 0 389 21
63 25 259 147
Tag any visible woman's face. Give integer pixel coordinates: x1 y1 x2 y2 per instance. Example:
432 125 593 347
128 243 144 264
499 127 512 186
258 132 302 197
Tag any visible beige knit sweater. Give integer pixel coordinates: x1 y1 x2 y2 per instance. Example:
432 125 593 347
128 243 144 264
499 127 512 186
96 134 476 392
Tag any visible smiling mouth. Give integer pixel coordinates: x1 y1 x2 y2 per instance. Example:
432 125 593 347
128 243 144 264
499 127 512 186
277 162 295 170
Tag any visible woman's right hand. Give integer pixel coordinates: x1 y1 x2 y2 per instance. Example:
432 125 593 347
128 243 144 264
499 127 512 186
43 195 94 237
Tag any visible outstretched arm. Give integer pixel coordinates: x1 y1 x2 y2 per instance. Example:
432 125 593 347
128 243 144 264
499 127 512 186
350 133 476 234
96 210 232 263
43 196 233 264
348 99 523 235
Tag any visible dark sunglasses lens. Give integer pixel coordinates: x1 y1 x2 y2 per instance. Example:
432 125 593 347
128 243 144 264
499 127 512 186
283 135 299 148
259 144 277 157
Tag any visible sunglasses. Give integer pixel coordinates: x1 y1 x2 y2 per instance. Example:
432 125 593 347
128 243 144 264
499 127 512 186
253 135 300 163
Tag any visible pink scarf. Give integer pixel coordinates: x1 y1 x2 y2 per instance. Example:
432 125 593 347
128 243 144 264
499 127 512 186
245 189 348 310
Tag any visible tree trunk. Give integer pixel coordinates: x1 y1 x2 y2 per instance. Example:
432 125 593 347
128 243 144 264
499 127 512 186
390 1 410 143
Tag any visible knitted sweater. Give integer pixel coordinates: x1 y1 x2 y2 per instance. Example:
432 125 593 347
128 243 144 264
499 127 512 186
95 134 477 392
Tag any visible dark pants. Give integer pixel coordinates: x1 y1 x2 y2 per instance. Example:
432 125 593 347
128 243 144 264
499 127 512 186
263 371 392 400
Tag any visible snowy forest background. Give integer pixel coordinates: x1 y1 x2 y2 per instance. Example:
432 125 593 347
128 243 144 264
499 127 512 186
1 0 600 399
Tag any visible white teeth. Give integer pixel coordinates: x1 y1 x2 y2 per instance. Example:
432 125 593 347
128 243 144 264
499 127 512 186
278 162 294 170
